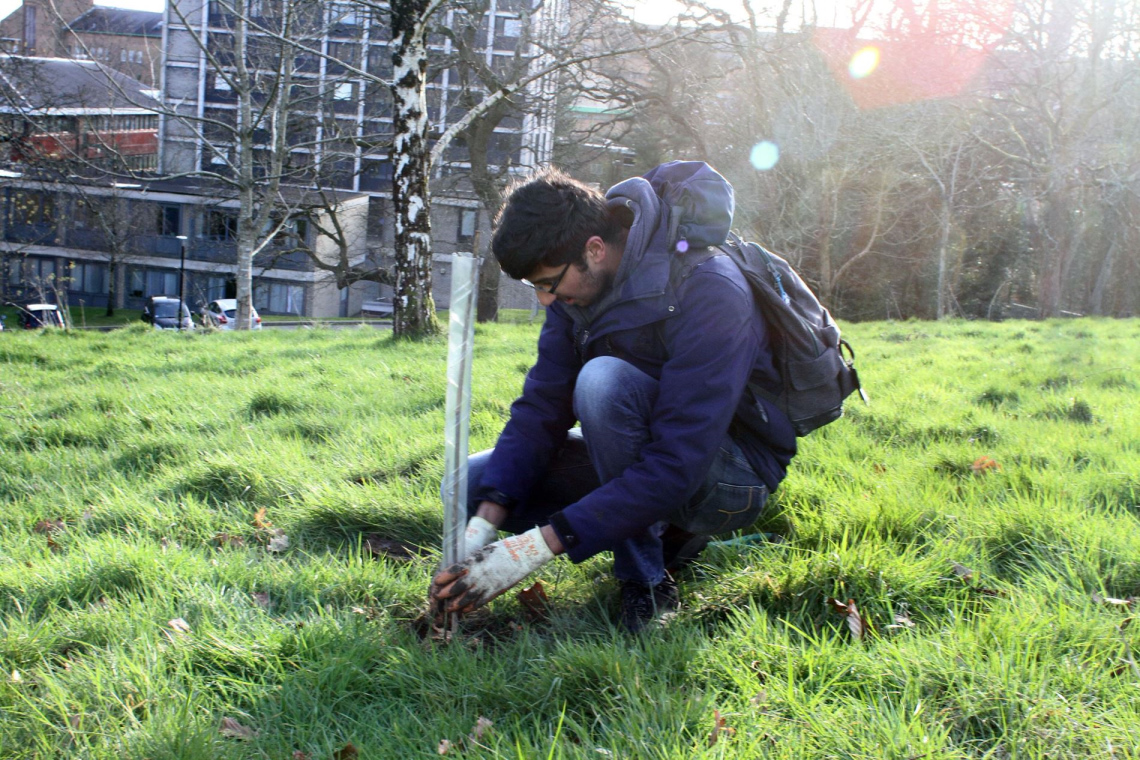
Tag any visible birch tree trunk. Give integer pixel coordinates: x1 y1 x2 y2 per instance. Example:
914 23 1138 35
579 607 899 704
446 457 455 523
390 0 440 337
233 9 255 330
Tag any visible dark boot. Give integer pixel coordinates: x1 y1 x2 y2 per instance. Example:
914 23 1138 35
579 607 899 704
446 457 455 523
661 525 710 574
619 575 679 633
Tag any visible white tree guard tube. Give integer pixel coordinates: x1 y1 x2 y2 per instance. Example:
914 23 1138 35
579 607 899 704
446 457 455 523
442 253 481 575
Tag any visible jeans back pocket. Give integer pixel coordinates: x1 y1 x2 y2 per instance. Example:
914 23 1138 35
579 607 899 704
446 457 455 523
672 482 769 536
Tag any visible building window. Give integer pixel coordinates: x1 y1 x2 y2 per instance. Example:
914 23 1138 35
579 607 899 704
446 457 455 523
205 275 230 301
157 205 181 237
6 257 59 296
333 81 356 101
271 215 308 245
501 17 522 37
6 257 22 286
330 2 359 25
146 270 179 297
8 190 56 227
68 261 109 295
204 210 237 240
458 208 477 241
255 281 305 315
129 268 144 297
29 257 56 289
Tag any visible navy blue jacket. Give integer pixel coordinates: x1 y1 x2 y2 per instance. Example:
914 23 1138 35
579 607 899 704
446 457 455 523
479 162 797 562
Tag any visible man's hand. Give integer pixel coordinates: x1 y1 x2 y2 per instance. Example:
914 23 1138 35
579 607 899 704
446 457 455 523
432 527 555 614
463 515 499 557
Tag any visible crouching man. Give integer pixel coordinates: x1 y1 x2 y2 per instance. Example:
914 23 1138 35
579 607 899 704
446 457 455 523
430 161 797 632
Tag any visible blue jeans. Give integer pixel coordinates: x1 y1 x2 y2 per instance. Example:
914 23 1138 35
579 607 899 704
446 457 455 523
462 356 769 586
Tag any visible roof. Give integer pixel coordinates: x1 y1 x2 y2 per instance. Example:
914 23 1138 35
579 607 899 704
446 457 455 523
0 167 371 207
67 7 162 37
0 55 158 114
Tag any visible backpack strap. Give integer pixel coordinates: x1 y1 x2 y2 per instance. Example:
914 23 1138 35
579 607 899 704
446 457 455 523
669 244 722 284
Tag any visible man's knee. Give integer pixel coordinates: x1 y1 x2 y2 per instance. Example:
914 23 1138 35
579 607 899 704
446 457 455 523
574 356 655 425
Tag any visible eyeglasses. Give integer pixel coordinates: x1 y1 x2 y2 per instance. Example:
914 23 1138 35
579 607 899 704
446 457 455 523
521 261 572 295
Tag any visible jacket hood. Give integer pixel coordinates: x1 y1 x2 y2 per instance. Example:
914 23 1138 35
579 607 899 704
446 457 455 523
643 161 735 249
606 160 735 264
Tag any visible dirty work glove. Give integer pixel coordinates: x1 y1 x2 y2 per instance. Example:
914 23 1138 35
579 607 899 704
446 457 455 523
432 528 554 614
463 515 499 557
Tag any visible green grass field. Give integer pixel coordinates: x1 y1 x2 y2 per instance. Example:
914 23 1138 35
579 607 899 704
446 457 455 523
1 318 1138 758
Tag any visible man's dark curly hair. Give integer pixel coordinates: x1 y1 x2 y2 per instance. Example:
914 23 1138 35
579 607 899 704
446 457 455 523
491 167 623 280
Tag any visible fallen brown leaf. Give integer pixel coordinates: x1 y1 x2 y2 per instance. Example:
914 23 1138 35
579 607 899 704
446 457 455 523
951 562 975 581
708 710 735 747
1092 593 1134 609
888 612 916 630
516 581 550 623
214 533 245 549
266 528 290 553
469 716 493 743
168 618 191 635
252 508 273 529
332 743 358 760
971 456 1001 473
292 752 311 760
826 598 869 641
219 717 257 740
364 534 419 561
251 592 271 609
437 739 453 755
33 519 66 534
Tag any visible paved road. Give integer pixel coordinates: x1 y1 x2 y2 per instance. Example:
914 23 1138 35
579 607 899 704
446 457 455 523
72 319 393 332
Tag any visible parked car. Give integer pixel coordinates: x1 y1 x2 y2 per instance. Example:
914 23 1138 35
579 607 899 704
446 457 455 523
360 298 394 317
142 296 194 330
20 303 65 329
201 298 262 330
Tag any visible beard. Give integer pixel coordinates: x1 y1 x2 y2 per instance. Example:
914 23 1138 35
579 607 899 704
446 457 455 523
575 264 616 308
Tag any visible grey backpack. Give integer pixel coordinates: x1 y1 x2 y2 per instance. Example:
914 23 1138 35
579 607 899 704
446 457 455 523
718 232 866 436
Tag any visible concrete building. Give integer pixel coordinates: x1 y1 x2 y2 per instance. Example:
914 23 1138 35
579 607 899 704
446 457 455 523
0 0 161 86
1 169 374 317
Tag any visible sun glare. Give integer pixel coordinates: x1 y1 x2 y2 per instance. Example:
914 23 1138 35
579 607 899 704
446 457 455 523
749 141 780 171
848 46 881 79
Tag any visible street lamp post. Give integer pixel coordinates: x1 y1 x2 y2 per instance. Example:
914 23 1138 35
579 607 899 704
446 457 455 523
176 235 188 331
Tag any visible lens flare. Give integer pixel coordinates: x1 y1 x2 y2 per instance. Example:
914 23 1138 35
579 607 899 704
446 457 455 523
749 141 780 171
675 239 690 253
848 46 880 79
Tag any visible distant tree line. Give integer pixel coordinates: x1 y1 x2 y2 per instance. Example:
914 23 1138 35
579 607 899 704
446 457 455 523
564 0 1140 320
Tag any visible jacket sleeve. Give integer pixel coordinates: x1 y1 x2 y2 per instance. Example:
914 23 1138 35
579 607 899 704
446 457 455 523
552 262 763 561
476 304 581 508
